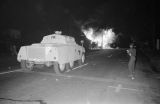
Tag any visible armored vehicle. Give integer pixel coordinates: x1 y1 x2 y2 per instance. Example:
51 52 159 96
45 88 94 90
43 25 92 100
17 31 85 74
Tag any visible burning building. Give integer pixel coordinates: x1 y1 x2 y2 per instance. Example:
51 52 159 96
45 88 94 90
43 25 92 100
82 27 117 49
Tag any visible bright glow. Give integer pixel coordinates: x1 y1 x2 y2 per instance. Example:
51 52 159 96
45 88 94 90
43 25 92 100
82 27 117 49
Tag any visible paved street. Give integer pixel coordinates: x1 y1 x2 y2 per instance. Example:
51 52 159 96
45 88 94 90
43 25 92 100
0 49 159 104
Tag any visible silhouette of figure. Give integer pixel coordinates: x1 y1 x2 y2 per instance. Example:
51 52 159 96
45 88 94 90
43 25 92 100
127 43 136 80
10 44 17 56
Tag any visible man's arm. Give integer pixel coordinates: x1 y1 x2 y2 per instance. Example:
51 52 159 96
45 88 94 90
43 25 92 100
126 49 131 56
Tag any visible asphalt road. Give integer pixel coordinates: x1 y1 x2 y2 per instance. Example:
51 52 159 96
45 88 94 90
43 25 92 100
0 49 159 104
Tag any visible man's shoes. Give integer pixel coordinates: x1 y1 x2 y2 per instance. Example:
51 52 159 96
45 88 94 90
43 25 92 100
128 74 135 80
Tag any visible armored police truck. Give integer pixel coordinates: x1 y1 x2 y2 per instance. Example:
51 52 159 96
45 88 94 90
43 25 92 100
17 31 85 74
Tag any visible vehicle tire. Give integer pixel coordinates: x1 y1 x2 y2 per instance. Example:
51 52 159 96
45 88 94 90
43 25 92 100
69 61 74 68
21 60 26 69
59 63 66 72
53 62 66 74
78 54 85 65
81 54 85 64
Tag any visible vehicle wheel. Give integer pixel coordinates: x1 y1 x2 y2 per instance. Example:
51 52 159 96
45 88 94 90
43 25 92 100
21 60 26 69
69 61 74 68
53 62 66 74
78 54 85 65
59 63 66 72
81 54 85 64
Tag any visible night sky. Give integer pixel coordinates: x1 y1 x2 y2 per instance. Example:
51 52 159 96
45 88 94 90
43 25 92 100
0 0 156 43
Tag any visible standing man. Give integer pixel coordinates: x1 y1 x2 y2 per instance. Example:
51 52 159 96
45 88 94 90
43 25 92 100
127 43 136 80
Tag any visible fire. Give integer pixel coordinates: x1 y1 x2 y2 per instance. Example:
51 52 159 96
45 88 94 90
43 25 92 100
82 27 117 49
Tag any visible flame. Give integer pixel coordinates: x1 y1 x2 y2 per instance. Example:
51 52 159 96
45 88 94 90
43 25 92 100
82 27 116 49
